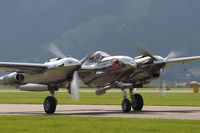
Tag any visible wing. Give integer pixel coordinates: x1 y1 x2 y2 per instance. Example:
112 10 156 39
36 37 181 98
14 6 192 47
166 56 200 65
153 56 200 66
0 62 48 74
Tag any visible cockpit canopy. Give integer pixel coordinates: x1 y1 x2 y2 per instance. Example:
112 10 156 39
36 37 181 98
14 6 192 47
85 51 110 65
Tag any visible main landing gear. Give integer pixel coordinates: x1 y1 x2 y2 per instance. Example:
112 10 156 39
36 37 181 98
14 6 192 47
121 88 143 113
44 89 57 114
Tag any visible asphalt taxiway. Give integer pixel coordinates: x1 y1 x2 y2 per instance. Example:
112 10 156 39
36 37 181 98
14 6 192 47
0 104 200 120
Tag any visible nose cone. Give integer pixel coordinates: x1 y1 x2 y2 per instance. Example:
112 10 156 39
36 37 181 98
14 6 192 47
154 56 165 63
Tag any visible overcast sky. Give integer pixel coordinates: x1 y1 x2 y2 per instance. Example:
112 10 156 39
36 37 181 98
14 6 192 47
0 0 199 63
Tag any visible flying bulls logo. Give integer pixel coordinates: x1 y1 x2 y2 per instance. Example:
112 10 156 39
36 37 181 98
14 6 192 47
112 59 121 67
109 59 123 75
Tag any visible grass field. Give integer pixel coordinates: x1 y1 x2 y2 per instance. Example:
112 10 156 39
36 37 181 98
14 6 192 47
0 116 199 133
0 89 200 133
0 91 199 106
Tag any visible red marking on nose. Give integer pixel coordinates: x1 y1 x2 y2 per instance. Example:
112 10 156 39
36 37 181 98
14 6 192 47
112 59 120 67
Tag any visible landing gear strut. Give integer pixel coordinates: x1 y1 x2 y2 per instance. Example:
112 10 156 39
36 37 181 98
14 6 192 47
121 87 143 113
44 89 57 114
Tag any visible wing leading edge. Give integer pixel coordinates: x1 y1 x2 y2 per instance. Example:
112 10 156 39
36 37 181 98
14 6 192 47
166 56 200 65
0 62 48 74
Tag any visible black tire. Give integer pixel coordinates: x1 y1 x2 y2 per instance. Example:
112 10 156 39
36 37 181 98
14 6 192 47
44 96 57 114
121 99 131 113
131 94 143 111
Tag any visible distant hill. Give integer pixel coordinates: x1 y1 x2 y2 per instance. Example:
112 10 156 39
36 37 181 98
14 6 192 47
0 0 200 82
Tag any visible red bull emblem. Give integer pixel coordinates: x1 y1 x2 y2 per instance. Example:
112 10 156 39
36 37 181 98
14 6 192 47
112 59 121 67
109 59 122 75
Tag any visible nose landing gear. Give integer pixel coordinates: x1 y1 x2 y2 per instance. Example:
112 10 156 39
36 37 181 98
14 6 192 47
122 98 131 112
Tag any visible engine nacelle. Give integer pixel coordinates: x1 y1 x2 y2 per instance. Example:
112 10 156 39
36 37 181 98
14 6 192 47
2 73 24 85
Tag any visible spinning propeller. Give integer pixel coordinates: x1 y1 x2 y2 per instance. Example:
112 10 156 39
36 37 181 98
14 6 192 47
49 43 67 58
71 71 80 100
135 43 181 96
48 43 80 100
159 68 166 96
135 43 157 61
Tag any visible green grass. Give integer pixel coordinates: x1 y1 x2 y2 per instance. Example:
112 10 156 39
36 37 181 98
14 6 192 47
0 90 199 133
0 116 199 133
0 92 200 106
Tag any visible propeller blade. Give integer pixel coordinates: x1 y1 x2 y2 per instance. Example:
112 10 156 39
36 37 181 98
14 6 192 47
48 43 67 58
165 50 181 60
159 68 166 97
71 71 80 100
135 43 157 61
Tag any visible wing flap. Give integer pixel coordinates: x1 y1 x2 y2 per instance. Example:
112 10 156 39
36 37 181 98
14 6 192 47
0 62 48 74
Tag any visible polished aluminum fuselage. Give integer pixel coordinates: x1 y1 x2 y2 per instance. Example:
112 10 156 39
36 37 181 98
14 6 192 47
79 55 166 88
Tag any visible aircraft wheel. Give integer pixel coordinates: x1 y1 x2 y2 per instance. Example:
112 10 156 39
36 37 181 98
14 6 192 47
44 96 57 114
131 94 143 111
121 99 131 113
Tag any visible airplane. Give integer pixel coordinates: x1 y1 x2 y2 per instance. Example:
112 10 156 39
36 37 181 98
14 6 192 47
0 44 81 114
184 81 200 86
0 44 200 114
78 44 200 113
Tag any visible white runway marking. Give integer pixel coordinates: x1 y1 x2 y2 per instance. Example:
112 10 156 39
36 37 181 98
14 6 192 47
0 104 200 120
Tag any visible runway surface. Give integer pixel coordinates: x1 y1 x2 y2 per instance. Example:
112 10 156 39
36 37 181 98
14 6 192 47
0 104 200 120
0 90 195 93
